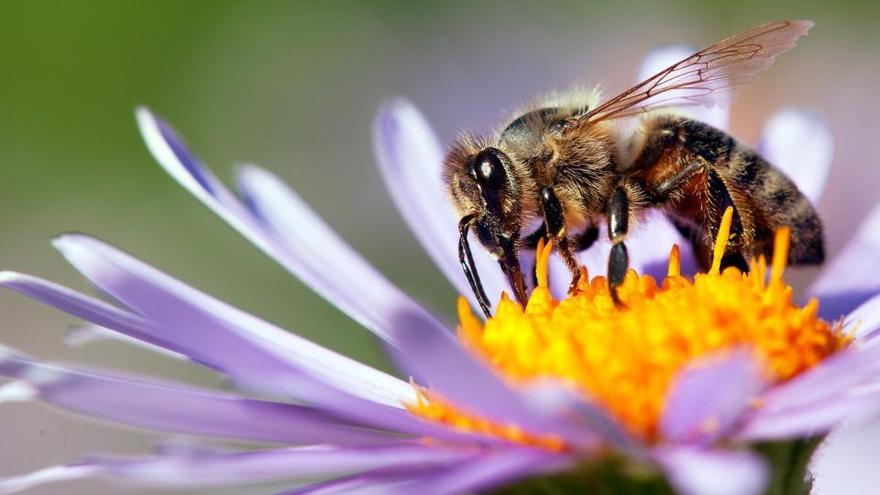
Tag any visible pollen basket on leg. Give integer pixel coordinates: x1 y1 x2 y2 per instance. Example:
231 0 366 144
409 212 850 445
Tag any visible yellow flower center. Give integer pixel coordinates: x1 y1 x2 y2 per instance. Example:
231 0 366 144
408 208 850 447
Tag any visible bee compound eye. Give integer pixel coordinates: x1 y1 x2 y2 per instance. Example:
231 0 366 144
473 148 507 191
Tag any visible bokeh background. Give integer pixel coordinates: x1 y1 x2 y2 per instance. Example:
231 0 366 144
1 1 878 493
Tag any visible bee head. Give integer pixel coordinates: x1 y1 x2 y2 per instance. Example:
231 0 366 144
444 139 527 312
446 144 521 254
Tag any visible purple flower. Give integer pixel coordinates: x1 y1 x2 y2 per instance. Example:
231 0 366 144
0 46 877 495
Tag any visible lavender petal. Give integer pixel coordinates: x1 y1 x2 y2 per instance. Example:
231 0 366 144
654 446 768 495
51 234 414 406
372 100 507 312
0 346 402 446
64 324 189 361
738 390 880 440
0 445 478 493
137 108 457 359
277 474 411 495
1 266 414 411
235 164 462 351
35 235 591 447
808 203 880 319
754 344 880 415
845 292 880 341
0 272 475 439
738 341 880 440
756 109 832 205
0 465 98 495
381 448 573 495
660 350 766 445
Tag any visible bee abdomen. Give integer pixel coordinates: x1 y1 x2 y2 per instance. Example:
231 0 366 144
632 114 825 268
726 146 825 265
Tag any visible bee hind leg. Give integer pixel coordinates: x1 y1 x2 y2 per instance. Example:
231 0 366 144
705 169 753 273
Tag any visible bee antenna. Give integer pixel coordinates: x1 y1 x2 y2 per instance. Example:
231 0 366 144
458 215 492 318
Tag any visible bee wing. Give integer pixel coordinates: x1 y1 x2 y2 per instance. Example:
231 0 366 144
581 20 813 123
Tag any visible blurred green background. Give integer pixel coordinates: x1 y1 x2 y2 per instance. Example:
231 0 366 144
1 1 878 493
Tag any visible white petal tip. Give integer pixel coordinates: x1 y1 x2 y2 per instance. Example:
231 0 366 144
50 235 104 276
234 163 272 188
657 447 769 495
0 343 15 362
134 105 154 123
373 98 428 146
377 97 417 117
759 108 832 204
639 45 698 81
0 382 38 403
0 271 24 285
0 465 96 495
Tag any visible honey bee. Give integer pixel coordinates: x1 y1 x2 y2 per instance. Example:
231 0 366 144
444 20 824 317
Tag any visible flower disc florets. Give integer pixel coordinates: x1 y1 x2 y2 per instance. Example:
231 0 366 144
410 209 850 445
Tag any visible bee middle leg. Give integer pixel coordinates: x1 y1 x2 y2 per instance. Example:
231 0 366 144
606 183 633 306
539 187 584 294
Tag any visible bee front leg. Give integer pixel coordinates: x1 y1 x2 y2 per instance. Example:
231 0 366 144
607 184 631 306
539 187 581 294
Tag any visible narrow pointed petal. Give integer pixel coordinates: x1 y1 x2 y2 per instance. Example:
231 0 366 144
638 45 730 130
0 346 404 445
386 449 572 495
235 164 459 350
48 234 596 446
846 293 880 341
738 390 880 440
0 272 494 441
654 446 768 495
660 350 766 445
808 203 880 318
277 474 413 495
738 344 880 440
373 100 507 311
137 107 457 355
135 107 267 248
756 344 880 414
386 312 608 449
0 445 478 494
756 109 832 205
1 267 414 410
0 465 98 495
65 324 189 361
523 382 636 452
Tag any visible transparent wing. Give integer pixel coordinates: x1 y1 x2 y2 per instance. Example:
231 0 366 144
582 20 813 123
